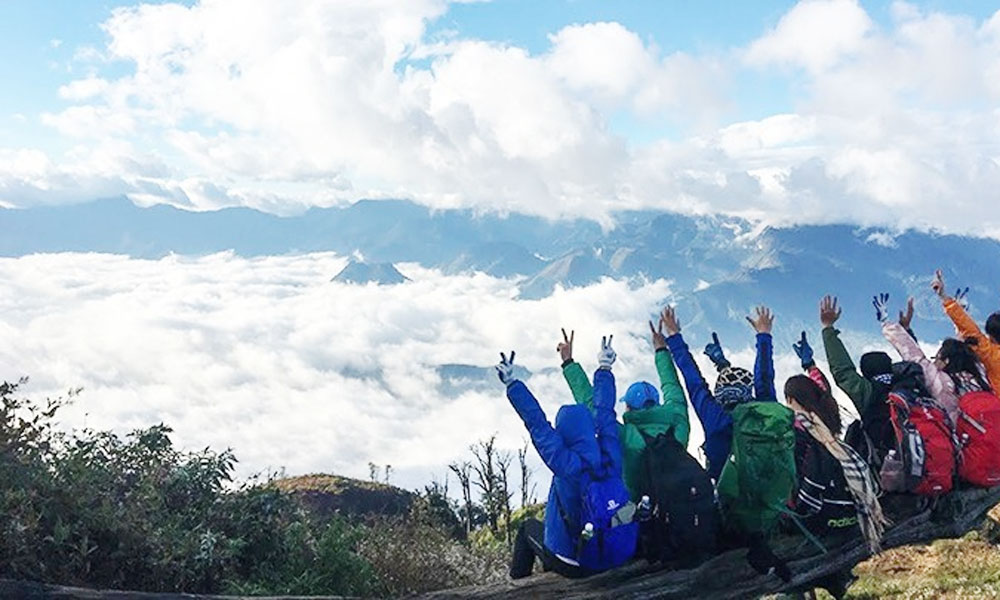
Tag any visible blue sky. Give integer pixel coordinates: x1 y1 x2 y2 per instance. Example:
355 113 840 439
1 0 999 236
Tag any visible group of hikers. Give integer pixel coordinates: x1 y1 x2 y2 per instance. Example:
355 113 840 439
497 269 1000 594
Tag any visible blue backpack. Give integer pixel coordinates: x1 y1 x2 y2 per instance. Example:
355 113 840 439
569 472 639 570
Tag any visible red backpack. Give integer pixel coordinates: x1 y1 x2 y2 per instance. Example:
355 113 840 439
887 392 956 496
956 390 1000 487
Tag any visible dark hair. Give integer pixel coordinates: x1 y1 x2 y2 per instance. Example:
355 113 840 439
784 375 842 435
987 312 1000 344
938 337 990 391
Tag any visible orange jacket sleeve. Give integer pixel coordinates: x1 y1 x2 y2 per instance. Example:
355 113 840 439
944 299 1000 392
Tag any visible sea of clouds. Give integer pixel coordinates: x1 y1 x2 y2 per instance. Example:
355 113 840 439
1 250 940 493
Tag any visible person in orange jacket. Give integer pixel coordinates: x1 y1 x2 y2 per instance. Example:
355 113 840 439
932 269 1000 393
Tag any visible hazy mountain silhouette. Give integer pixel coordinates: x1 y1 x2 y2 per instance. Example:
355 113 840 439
4 197 997 348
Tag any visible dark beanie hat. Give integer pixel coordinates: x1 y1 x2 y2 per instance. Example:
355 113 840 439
714 366 754 410
860 351 892 379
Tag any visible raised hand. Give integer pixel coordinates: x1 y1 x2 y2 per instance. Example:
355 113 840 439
955 287 970 310
704 332 731 371
660 306 681 336
820 295 841 327
496 351 517 386
557 328 574 362
598 335 616 369
746 305 774 334
932 269 947 299
649 319 666 351
792 331 814 368
873 293 890 323
899 297 915 330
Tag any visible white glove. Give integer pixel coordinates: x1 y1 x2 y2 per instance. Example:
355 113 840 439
597 335 616 369
496 351 517 386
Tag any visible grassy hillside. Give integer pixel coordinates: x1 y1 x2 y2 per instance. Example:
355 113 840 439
847 533 1000 599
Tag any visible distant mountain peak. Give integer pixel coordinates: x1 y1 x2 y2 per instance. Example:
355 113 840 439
331 259 408 285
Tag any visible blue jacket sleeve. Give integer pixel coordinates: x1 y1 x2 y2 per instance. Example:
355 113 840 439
507 381 585 478
592 367 623 477
754 332 777 402
666 332 733 478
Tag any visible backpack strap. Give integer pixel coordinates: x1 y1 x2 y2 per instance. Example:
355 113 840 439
777 505 828 554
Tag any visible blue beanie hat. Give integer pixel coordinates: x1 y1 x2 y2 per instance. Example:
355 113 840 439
620 381 660 409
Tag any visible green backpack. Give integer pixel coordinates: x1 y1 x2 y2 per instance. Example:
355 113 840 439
717 402 796 537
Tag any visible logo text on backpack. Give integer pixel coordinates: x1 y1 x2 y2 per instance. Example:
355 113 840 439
606 499 620 511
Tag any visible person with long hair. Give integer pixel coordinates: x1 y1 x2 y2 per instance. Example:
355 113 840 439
933 269 1000 392
874 293 990 424
784 374 887 554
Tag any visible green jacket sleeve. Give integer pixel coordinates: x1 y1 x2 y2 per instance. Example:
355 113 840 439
561 360 594 410
654 347 690 446
821 326 874 415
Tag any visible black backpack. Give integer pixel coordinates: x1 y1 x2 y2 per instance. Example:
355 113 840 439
637 430 718 567
796 434 859 536
845 380 894 474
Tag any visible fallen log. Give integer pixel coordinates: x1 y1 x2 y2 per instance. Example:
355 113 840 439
418 486 1000 600
0 580 355 600
5 487 999 599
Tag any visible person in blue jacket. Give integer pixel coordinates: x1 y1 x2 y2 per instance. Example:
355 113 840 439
659 305 777 481
503 337 625 579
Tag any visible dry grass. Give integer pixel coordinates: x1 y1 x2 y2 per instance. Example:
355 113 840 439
272 472 397 494
845 533 1000 599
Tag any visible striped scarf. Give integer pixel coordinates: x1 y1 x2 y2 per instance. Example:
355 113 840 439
796 411 890 554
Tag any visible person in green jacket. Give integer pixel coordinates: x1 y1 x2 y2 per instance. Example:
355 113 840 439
819 295 896 467
556 319 690 500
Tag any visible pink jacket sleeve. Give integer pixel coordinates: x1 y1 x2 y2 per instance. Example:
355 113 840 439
881 321 959 421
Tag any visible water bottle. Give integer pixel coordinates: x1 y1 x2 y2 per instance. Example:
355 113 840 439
580 522 595 542
637 495 652 522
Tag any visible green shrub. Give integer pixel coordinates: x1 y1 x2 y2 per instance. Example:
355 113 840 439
0 380 377 596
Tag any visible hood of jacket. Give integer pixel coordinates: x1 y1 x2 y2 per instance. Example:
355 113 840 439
555 404 601 472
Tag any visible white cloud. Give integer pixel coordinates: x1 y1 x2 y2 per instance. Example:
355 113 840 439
545 22 654 101
745 0 873 73
0 251 689 488
58 77 110 101
2 1 1000 238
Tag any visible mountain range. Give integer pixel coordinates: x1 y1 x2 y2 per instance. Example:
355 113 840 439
4 197 999 347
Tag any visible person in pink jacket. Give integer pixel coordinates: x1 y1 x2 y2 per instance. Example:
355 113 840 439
874 293 991 424
932 269 1000 393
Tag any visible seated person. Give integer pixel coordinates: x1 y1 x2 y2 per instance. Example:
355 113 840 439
504 338 636 579
876 293 992 423
660 305 776 481
557 316 690 500
933 269 1000 393
784 374 887 554
819 295 896 471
